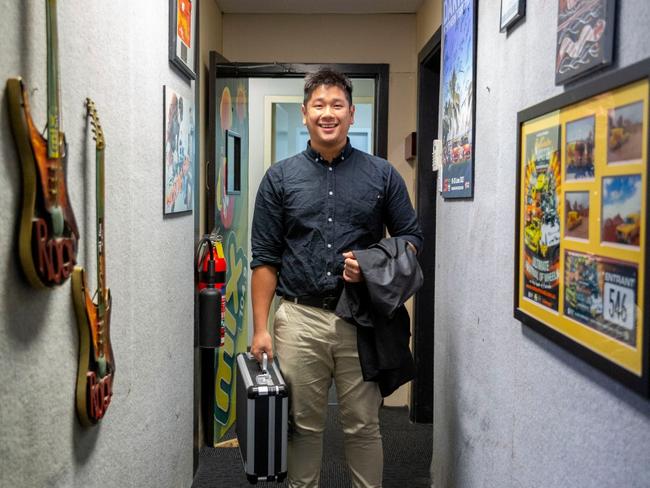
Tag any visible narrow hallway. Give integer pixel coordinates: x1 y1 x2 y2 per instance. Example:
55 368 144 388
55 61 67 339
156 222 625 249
192 406 432 487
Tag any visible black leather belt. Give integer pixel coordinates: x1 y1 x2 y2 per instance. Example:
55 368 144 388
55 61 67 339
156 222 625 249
283 294 340 311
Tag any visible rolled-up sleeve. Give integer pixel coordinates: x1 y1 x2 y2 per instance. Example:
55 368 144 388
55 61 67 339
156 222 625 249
384 166 424 252
251 167 285 269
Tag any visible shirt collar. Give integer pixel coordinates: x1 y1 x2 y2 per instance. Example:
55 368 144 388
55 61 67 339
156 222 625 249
304 138 354 164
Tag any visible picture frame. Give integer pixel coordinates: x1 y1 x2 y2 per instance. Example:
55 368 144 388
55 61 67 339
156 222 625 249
514 59 650 396
441 0 477 199
555 0 616 85
225 130 242 195
500 0 525 32
163 85 194 215
169 0 198 81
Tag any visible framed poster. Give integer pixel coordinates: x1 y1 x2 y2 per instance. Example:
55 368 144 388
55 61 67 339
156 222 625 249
500 0 525 32
515 59 650 396
555 0 616 85
441 0 476 199
169 0 197 80
163 86 194 215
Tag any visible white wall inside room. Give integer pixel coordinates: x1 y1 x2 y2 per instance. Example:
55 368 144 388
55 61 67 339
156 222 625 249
0 1 199 487
432 1 650 487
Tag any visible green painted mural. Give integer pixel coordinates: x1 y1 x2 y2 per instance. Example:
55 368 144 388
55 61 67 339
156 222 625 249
212 79 249 442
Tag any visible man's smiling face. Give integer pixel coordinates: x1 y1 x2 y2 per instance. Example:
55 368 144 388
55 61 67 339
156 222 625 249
302 84 355 158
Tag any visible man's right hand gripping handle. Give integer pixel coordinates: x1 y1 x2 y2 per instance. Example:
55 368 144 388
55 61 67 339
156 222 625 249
251 330 273 363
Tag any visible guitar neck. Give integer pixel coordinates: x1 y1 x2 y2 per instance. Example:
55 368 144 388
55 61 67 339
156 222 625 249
97 148 106 308
46 0 61 159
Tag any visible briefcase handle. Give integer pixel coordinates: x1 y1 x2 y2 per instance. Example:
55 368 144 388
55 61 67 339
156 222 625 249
261 352 268 374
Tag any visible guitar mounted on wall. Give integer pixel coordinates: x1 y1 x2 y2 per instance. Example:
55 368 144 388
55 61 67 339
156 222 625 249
6 0 79 288
72 99 115 427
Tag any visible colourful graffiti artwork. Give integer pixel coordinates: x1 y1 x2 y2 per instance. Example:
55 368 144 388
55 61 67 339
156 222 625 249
212 79 249 442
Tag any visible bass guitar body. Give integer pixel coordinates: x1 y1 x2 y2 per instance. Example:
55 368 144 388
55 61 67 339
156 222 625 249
72 266 114 427
6 77 79 288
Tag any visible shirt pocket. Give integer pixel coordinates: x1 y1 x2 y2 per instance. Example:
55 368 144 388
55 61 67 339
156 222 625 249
346 189 383 227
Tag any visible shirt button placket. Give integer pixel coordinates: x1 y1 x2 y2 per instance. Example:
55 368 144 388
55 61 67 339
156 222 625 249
326 164 335 282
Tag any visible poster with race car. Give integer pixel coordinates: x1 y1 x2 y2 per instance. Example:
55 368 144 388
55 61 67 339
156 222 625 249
564 251 638 347
565 115 595 180
607 101 644 165
440 0 476 198
601 174 642 248
515 60 650 396
521 126 562 311
565 191 590 239
555 0 616 85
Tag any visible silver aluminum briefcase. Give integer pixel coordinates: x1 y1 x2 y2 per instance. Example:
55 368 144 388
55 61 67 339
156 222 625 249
236 352 288 484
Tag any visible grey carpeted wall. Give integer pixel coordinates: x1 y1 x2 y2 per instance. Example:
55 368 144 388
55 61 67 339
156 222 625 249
433 1 650 487
1 1 195 487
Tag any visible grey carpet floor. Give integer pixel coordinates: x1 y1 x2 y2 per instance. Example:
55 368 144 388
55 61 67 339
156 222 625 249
192 406 432 487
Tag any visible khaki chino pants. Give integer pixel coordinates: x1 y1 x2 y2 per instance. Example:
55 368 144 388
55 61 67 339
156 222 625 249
274 300 383 488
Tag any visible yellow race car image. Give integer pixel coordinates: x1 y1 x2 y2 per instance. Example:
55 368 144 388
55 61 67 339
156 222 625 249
567 211 582 230
609 127 630 151
616 213 640 244
524 218 542 254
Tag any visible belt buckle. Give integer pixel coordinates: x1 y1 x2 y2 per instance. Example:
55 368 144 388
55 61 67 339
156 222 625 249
322 296 337 310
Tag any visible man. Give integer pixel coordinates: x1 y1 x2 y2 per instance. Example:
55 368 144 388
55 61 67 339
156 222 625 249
250 68 423 488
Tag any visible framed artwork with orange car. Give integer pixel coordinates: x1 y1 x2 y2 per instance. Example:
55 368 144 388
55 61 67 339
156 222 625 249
169 0 198 80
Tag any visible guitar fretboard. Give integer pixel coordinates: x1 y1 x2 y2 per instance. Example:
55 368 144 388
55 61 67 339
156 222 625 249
46 0 61 159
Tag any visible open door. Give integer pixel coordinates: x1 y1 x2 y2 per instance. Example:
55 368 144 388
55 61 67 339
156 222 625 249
201 54 390 446
200 52 251 447
411 30 441 423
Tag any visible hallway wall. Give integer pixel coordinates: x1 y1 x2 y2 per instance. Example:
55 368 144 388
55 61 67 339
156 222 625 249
0 1 205 486
416 0 442 51
433 1 650 487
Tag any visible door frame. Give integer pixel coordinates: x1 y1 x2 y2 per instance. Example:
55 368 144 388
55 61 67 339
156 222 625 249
206 54 390 232
198 55 391 451
411 29 441 423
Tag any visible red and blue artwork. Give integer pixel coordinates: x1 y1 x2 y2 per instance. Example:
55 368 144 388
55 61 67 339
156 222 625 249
163 86 194 215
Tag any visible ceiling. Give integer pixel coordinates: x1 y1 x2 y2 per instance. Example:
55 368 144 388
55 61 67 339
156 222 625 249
215 0 425 15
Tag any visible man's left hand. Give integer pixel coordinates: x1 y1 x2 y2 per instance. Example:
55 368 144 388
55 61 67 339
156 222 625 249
342 251 364 283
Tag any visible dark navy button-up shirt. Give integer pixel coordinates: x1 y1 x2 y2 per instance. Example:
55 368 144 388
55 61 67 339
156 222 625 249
251 140 423 298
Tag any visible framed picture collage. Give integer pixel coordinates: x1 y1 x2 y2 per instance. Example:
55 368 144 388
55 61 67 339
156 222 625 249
515 60 650 395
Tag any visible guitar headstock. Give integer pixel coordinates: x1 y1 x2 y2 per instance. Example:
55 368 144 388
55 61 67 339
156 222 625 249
85 98 105 150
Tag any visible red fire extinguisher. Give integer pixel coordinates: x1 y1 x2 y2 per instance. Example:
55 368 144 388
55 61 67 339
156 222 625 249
196 232 226 348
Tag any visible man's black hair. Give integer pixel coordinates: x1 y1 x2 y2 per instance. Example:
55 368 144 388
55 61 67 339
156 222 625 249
303 68 353 106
